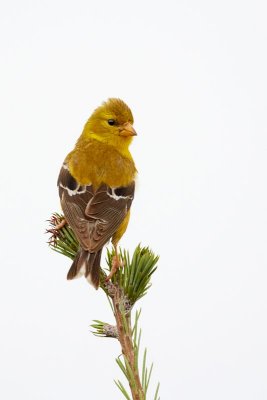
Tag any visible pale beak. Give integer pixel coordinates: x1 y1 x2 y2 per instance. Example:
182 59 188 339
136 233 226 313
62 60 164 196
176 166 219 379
119 122 137 137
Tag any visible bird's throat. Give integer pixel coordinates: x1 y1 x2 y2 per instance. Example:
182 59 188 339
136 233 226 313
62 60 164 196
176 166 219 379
87 133 133 158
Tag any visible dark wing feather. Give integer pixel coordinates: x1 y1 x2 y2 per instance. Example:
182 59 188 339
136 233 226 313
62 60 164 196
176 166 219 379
57 164 135 252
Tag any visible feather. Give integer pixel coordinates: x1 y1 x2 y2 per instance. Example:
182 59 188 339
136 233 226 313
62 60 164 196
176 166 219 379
57 164 135 287
67 248 102 289
57 98 137 287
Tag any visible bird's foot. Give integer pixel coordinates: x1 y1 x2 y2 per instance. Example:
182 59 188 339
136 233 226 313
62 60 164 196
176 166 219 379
46 215 67 245
54 218 66 230
105 255 124 281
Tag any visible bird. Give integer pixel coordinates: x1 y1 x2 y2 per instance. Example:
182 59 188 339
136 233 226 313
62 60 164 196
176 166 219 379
57 98 137 288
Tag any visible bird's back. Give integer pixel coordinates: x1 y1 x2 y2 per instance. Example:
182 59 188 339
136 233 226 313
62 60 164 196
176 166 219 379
66 139 137 188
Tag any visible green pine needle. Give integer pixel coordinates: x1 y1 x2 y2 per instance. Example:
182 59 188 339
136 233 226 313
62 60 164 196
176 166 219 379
114 380 131 400
106 246 159 305
114 309 160 400
90 320 117 338
47 213 159 305
47 214 160 399
154 382 160 400
47 213 78 260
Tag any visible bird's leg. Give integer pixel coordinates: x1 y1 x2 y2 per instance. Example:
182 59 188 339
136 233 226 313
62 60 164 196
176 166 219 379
105 244 124 281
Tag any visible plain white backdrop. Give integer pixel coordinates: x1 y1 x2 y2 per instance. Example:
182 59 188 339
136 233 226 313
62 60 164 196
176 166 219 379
0 0 266 399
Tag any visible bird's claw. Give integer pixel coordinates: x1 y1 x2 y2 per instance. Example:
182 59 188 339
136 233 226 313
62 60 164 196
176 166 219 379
53 218 66 230
105 255 124 281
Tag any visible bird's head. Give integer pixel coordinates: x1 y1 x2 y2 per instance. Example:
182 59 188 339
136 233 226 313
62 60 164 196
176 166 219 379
81 98 137 152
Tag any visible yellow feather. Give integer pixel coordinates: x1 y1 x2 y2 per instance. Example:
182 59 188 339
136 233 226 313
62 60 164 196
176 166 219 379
66 98 137 187
63 98 137 267
112 210 131 246
66 139 136 187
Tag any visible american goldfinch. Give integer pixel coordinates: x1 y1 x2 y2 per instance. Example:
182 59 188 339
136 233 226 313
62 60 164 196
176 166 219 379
57 98 137 288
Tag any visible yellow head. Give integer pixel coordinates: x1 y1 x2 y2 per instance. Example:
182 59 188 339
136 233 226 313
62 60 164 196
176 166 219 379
81 98 137 152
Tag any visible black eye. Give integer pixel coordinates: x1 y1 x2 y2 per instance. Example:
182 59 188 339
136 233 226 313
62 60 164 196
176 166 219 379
108 119 116 126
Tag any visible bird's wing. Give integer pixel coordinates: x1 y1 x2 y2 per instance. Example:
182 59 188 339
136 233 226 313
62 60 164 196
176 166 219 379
57 164 135 252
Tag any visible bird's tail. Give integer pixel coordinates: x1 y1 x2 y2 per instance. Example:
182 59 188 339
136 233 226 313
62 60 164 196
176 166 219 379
67 248 102 289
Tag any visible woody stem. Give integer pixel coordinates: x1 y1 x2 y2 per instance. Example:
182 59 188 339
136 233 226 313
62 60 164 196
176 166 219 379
111 286 144 400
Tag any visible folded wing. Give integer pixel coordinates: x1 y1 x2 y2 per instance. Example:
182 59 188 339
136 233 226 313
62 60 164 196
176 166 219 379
57 164 135 252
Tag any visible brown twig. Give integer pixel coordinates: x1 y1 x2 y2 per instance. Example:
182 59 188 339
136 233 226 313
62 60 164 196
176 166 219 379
46 214 160 399
105 282 145 400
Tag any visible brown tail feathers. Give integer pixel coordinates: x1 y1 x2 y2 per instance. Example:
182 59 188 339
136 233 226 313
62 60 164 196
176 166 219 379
67 248 102 289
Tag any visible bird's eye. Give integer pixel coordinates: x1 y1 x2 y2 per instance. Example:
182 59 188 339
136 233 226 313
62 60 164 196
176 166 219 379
108 119 116 126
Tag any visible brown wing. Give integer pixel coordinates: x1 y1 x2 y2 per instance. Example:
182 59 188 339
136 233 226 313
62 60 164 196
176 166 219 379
57 164 135 252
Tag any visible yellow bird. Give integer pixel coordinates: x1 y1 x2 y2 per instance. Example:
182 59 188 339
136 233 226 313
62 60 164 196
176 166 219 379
57 98 137 288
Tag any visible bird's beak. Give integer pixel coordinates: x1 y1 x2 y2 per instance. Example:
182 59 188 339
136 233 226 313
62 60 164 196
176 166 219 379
119 122 137 137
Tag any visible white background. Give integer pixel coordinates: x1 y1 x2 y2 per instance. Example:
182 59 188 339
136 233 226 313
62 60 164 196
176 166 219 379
0 0 266 399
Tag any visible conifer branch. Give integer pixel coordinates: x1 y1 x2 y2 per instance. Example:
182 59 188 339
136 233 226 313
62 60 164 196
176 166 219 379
47 213 160 400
